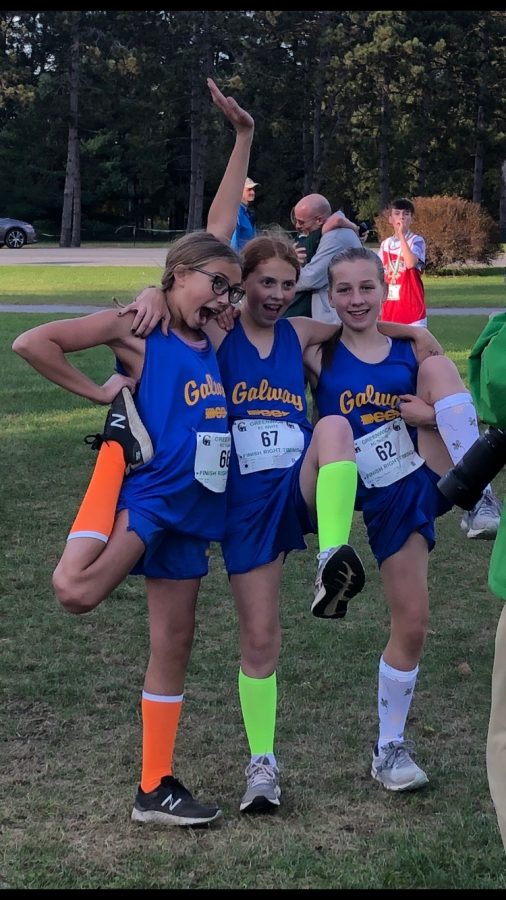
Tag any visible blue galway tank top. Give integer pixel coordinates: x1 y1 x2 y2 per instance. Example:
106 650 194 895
315 337 419 505
217 318 313 504
118 326 229 540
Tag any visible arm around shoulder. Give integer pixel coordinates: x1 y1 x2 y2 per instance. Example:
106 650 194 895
377 321 444 362
290 316 339 349
321 212 359 236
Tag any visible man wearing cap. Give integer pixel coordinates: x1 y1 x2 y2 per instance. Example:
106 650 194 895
230 176 259 252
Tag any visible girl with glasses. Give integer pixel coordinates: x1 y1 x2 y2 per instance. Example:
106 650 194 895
11 78 252 829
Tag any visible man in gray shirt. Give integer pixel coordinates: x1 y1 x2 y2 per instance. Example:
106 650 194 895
291 193 362 323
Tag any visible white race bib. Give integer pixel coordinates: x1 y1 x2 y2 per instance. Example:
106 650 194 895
354 418 424 489
194 431 231 493
387 283 401 301
232 419 304 475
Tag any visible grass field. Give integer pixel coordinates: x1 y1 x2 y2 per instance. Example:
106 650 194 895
2 297 506 888
0 263 504 310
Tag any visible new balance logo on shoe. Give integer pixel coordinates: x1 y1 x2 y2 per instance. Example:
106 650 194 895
110 411 127 430
131 775 221 827
84 387 154 475
161 792 182 812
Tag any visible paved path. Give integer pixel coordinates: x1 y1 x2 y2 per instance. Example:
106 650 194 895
0 246 503 316
0 304 110 314
1 245 505 268
0 246 167 267
0 304 502 316
428 308 503 317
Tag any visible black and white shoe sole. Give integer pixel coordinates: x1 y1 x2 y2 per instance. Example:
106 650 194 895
311 545 366 619
118 387 154 473
131 806 221 826
240 793 281 814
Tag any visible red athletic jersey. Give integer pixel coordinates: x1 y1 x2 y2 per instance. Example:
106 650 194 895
378 234 426 325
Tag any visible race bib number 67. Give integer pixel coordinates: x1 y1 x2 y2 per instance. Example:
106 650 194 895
232 419 304 474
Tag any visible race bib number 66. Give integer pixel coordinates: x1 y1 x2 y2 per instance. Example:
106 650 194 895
194 431 231 493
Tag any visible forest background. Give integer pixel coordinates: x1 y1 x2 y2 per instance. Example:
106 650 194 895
2 9 506 247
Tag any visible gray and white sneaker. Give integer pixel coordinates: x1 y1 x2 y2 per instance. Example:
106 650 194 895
460 491 501 540
311 544 366 619
371 740 429 792
239 756 281 813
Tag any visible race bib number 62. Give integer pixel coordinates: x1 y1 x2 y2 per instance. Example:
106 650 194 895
354 418 424 488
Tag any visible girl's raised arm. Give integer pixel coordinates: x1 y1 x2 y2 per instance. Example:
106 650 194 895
206 77 254 243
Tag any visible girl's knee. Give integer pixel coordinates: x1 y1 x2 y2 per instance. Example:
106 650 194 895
418 354 463 394
241 629 280 670
314 414 354 453
52 568 99 615
400 620 427 656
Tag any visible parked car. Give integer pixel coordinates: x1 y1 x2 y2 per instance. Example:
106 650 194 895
0 217 38 249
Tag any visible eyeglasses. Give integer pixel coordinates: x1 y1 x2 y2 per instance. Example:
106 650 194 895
189 266 245 305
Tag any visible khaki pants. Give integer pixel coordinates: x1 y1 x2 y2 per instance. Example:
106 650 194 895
487 603 506 851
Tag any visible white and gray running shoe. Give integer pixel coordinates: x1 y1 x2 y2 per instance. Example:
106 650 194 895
239 756 281 814
461 491 501 540
371 740 429 792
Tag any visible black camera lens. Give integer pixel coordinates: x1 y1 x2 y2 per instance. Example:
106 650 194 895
358 221 369 237
437 426 506 510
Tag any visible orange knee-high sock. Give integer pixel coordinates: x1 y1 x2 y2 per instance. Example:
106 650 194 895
140 691 183 793
68 441 125 543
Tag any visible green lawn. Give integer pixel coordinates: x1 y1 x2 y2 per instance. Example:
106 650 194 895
0 263 505 310
425 268 506 309
2 305 506 889
0 265 161 306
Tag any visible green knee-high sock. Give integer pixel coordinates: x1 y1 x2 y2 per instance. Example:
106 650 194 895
238 669 277 757
316 460 358 552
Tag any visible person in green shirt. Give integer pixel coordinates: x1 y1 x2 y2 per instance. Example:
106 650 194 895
464 311 506 851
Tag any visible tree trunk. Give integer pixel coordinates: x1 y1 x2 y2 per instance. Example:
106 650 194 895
60 15 81 247
472 101 485 204
500 160 506 242
188 79 208 232
187 14 211 232
311 14 333 193
302 64 313 195
415 90 430 194
311 96 322 194
378 80 390 211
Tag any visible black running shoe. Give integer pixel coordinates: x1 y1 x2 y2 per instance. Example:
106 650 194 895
84 387 153 475
131 775 221 827
311 544 366 619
